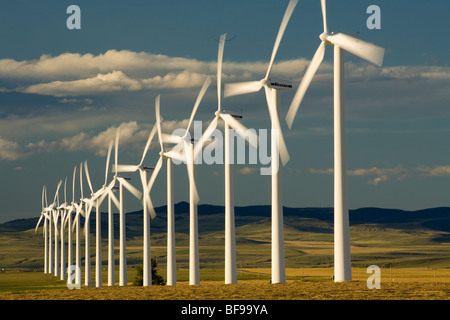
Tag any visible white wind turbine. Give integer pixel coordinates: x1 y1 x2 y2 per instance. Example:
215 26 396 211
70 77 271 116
224 0 298 284
89 143 119 288
163 77 212 285
51 180 63 277
82 159 103 286
193 33 258 284
114 124 158 287
112 128 143 286
74 161 93 286
64 166 78 280
97 140 121 286
285 0 385 282
58 177 69 281
147 94 195 286
72 163 86 287
35 185 50 274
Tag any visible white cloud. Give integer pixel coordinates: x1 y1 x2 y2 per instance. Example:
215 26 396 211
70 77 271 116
23 71 143 97
304 165 450 185
0 137 25 161
2 49 449 100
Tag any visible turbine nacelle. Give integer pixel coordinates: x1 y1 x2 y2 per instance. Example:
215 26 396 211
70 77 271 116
215 109 243 120
266 78 293 90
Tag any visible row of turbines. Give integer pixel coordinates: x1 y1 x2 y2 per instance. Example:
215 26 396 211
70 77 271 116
35 0 384 286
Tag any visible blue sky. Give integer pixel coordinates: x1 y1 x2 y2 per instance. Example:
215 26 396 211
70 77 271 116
1 0 450 222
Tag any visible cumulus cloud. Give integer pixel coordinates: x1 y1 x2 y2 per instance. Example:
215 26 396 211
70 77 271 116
0 119 191 162
23 71 143 97
0 137 26 161
3 49 450 99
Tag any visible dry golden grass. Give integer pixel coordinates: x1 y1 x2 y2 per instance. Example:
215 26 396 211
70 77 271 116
1 280 450 300
1 268 450 300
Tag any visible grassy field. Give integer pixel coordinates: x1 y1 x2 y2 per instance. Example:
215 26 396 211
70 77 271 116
1 267 450 300
2 211 450 301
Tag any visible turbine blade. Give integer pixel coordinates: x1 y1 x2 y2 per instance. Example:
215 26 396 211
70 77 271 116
115 128 120 176
162 133 183 144
54 180 63 204
265 0 298 80
220 113 258 149
321 0 328 34
41 186 45 210
140 123 157 166
193 116 219 162
115 164 139 172
104 180 120 210
224 80 262 98
217 33 226 110
164 142 187 163
186 76 212 133
155 94 164 151
62 178 67 205
185 141 199 204
146 195 156 220
327 32 385 66
44 185 48 208
72 166 76 202
140 170 157 220
108 189 120 210
35 214 43 233
118 177 142 200
147 156 163 193
264 87 290 166
84 160 94 194
286 41 326 129
105 140 113 185
79 162 84 199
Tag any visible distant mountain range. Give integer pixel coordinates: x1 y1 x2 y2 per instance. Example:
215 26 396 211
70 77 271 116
2 202 450 237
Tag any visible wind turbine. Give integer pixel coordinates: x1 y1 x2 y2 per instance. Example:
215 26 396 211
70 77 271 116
224 0 297 284
58 177 68 281
193 33 258 284
51 180 63 277
64 166 78 283
97 140 121 286
164 77 212 285
112 127 143 286
35 185 50 274
74 161 93 286
90 144 118 288
82 159 102 287
72 163 85 287
285 0 385 282
83 159 112 287
115 124 158 287
147 94 194 286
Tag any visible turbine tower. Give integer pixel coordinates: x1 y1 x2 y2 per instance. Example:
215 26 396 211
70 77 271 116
51 180 63 277
35 186 50 274
164 77 212 285
58 177 68 281
115 123 158 287
148 94 193 286
285 0 385 282
224 0 297 284
98 140 121 286
113 128 143 286
194 34 258 284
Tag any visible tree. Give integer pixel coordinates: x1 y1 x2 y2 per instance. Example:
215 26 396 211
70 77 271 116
133 258 166 286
